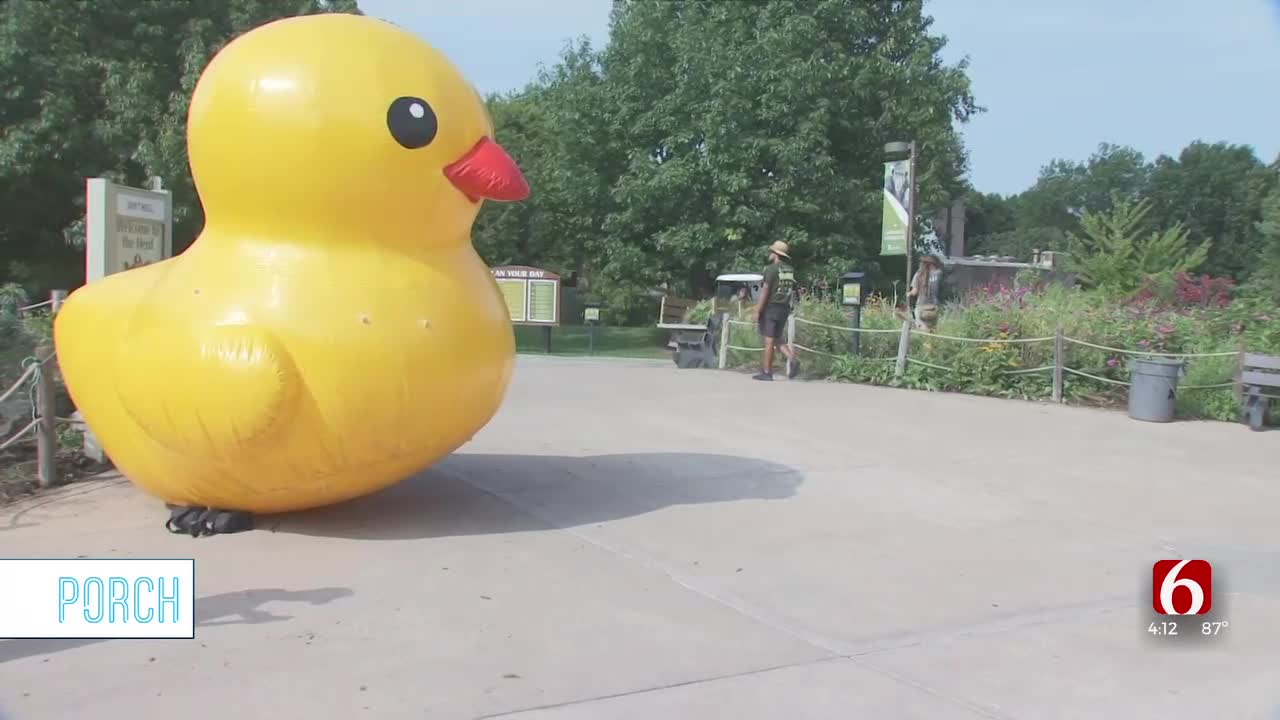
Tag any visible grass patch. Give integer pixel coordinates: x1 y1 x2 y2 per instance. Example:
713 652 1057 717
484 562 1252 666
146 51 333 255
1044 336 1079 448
514 325 671 359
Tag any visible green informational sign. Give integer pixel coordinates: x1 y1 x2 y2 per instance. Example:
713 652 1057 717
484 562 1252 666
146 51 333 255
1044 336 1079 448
842 282 862 306
880 159 910 256
490 265 561 326
527 279 558 324
497 278 527 322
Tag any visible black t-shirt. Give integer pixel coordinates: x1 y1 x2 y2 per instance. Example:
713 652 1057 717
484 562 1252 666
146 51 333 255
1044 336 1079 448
763 262 796 306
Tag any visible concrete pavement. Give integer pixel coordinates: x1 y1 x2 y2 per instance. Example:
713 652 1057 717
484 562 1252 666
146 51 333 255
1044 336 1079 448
2 355 1278 719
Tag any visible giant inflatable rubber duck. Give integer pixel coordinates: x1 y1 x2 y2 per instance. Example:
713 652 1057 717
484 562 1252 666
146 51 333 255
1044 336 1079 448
54 13 529 535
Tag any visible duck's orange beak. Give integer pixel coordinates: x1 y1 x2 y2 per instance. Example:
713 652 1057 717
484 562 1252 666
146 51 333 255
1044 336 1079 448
443 138 530 203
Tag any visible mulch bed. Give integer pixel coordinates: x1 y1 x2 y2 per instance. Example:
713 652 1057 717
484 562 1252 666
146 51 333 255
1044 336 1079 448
0 440 113 505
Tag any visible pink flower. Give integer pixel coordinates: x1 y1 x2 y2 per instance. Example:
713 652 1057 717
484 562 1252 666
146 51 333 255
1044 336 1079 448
1139 339 1151 347
1156 324 1175 335
1107 357 1119 369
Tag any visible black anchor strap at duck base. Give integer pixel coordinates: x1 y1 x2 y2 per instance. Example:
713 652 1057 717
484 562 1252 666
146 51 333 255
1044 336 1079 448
165 505 255 537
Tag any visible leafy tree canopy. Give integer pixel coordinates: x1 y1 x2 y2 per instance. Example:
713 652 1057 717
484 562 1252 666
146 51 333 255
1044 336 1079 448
0 0 359 292
475 0 979 320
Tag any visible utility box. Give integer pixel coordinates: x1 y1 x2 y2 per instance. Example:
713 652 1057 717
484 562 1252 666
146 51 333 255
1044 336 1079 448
839 271 867 307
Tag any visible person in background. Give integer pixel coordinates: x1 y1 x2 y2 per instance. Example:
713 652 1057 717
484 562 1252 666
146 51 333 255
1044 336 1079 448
908 252 944 331
754 241 799 381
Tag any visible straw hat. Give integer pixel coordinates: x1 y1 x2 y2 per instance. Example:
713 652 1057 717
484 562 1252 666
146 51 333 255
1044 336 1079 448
768 241 791 259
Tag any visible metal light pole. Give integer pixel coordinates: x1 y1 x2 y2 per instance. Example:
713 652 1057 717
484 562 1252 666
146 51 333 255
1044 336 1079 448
884 140 917 302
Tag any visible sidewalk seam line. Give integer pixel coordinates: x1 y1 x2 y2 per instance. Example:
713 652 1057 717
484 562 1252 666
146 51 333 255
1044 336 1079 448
473 656 845 719
451 472 1038 720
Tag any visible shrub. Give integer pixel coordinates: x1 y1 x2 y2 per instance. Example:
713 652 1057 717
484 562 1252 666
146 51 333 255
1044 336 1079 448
1067 198 1210 294
678 279 1276 423
1132 272 1234 310
778 283 1277 422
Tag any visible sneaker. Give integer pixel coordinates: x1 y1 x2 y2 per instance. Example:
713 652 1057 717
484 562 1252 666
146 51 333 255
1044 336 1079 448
787 358 801 379
752 372 773 381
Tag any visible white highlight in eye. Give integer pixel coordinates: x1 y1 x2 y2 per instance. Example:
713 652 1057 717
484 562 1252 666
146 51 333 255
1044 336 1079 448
409 102 425 119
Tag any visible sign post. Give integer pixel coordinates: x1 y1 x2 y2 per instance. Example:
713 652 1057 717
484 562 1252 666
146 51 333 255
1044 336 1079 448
491 265 562 354
839 271 867 356
583 302 602 356
85 177 173 283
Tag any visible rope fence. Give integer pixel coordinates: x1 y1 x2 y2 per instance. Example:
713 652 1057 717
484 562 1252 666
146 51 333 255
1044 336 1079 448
17 298 53 314
1001 365 1056 376
712 310 1250 404
1 291 71 487
1063 337 1237 359
794 316 900 334
912 329 1057 345
907 358 954 373
790 343 846 360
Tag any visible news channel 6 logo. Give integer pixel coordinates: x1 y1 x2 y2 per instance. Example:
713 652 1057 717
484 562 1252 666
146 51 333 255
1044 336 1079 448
1146 559 1231 644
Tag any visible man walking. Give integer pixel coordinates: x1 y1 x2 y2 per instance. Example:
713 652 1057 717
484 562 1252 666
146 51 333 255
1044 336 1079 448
754 241 799 381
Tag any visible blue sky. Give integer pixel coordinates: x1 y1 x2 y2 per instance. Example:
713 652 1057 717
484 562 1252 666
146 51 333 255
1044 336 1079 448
359 0 1280 196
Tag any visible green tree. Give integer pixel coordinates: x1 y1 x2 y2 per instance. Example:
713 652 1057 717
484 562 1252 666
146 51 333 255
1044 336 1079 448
963 191 1017 240
967 226 1068 262
1246 187 1280 304
1143 141 1276 280
1010 143 1149 237
0 0 358 295
963 189 1071 260
586 0 977 314
473 37 623 308
1067 197 1210 293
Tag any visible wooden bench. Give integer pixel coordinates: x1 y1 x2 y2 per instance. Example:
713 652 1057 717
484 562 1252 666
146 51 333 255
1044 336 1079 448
1239 353 1280 431
655 296 719 369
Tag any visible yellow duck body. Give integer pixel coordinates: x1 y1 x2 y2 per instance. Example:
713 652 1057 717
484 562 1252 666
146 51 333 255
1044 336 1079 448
53 14 529 515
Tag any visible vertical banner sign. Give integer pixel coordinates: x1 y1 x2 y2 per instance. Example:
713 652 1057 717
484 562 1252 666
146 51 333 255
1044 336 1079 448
880 159 911 256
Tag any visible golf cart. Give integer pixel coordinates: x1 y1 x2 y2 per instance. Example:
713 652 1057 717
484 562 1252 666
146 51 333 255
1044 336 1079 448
654 272 765 369
712 273 765 313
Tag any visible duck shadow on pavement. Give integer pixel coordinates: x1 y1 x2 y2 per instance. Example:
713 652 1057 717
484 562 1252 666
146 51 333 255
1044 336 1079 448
272 452 803 541
0 587 352 665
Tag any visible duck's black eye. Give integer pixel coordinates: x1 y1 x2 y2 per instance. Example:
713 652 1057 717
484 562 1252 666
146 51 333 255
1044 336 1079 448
386 96 437 149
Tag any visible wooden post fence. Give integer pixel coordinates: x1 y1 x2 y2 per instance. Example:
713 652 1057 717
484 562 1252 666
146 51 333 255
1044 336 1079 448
1052 326 1065 403
35 289 67 488
718 313 730 369
785 314 797 378
894 319 911 378
34 343 57 488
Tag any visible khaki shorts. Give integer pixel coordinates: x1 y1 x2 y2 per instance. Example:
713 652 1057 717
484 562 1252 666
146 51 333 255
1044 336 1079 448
915 303 938 327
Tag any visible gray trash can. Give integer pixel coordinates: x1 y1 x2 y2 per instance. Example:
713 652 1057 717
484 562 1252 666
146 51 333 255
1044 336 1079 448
1128 357 1184 422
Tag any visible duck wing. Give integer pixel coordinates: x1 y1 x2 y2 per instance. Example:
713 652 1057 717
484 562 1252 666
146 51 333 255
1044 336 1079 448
115 323 301 458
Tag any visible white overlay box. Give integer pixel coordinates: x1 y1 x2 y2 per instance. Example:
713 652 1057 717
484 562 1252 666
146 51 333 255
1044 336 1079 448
0 559 195 639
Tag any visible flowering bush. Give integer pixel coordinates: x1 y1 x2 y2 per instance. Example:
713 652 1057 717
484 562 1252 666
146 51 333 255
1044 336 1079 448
1131 272 1235 310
